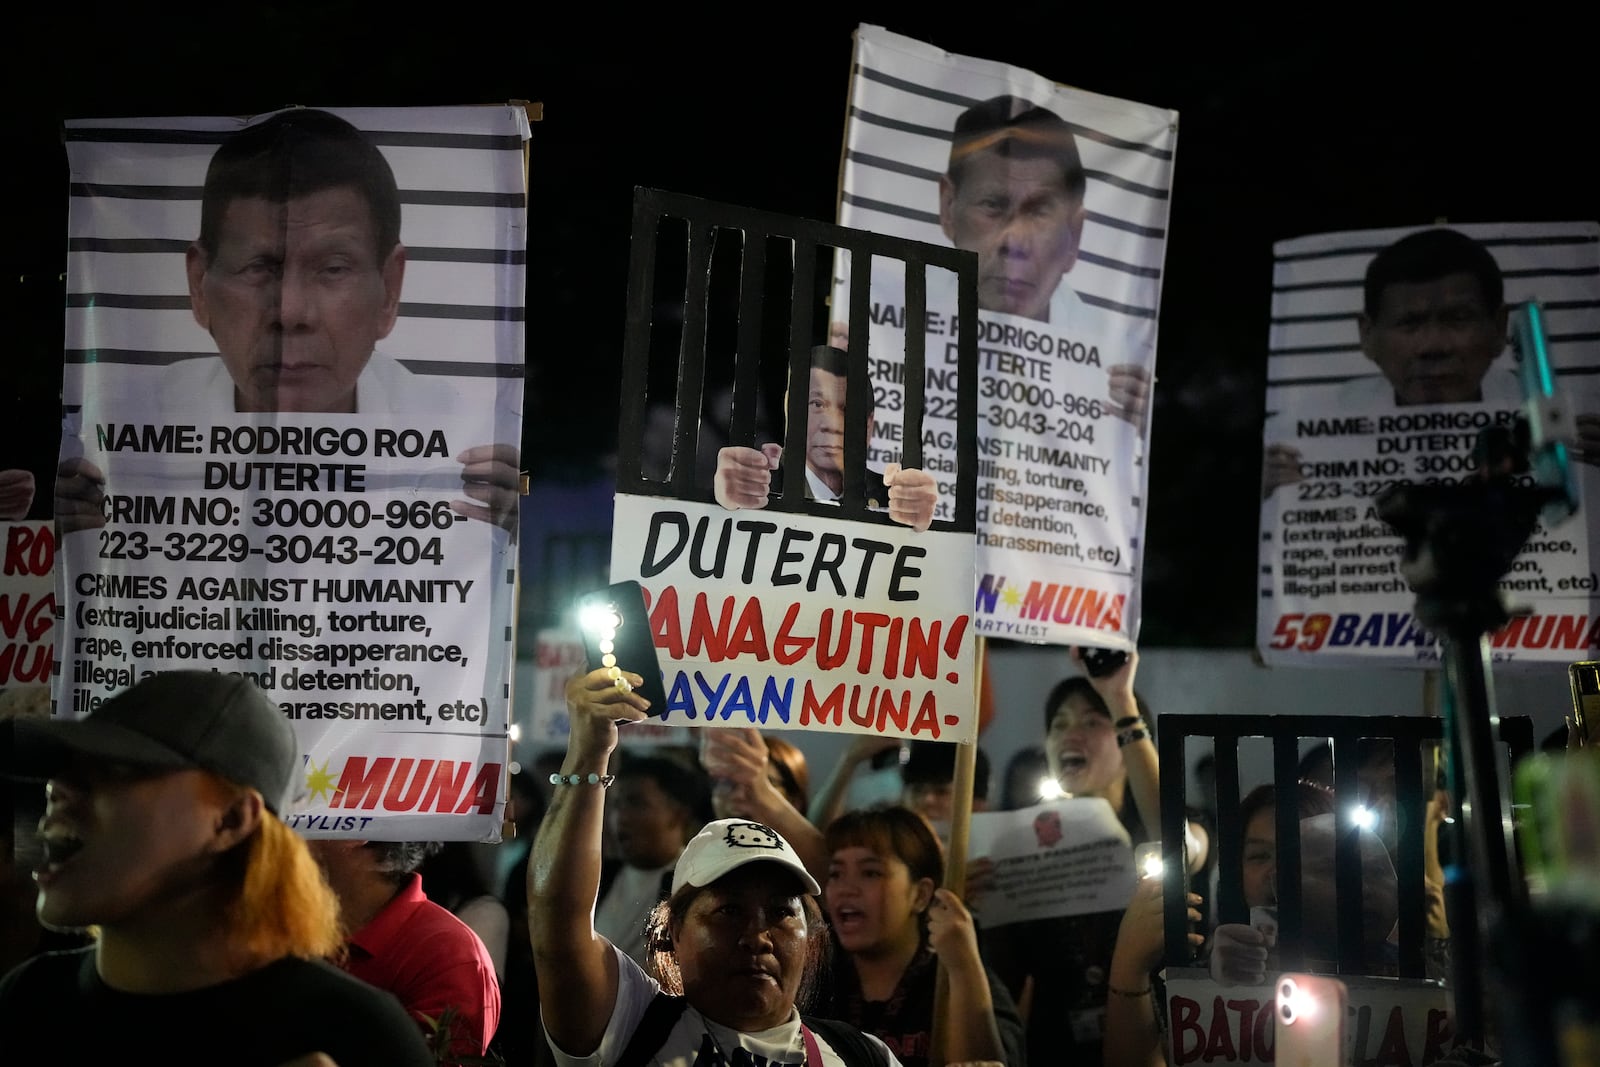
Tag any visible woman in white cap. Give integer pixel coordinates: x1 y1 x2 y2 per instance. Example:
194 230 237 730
530 666 902 1067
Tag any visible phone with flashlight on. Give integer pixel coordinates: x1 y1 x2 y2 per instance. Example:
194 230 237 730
1275 973 1348 1067
576 580 667 720
1136 839 1200 960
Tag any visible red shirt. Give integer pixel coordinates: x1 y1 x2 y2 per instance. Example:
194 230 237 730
340 873 502 1058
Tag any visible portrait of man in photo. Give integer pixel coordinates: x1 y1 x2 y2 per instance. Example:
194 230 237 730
177 108 416 414
936 94 1151 429
939 95 1090 327
712 344 938 532
1263 227 1600 497
56 108 520 532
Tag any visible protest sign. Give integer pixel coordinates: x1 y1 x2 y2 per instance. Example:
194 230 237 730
837 25 1178 649
607 188 981 743
1163 967 1453 1065
56 105 527 839
525 625 678 748
963 796 1135 926
1 522 55 714
1258 222 1600 667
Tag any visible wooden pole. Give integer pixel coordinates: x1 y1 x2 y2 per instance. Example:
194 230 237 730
929 635 985 1067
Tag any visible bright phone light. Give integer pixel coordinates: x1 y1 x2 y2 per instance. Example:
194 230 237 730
508 723 522 742
1278 977 1318 1025
1141 852 1165 880
578 602 620 637
1351 805 1377 831
1038 777 1065 801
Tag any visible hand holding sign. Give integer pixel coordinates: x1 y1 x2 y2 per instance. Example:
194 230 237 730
1208 922 1272 987
883 463 937 533
1261 442 1304 499
451 443 522 533
0 469 35 520
713 444 782 510
1107 364 1152 431
926 887 983 964
54 458 106 535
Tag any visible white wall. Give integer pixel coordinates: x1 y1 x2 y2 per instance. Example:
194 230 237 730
744 646 1573 811
516 646 1574 810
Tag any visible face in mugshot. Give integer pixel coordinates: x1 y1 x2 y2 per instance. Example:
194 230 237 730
803 366 873 496
186 186 406 413
1358 272 1507 406
939 152 1085 323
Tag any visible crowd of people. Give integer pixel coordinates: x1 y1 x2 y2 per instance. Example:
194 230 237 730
0 644 1487 1067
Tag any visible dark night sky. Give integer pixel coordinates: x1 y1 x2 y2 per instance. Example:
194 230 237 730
6 5 1595 647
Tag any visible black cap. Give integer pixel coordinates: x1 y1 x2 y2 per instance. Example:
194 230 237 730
4 671 296 813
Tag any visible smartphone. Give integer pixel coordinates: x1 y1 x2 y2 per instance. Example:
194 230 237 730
576 580 668 718
1275 973 1348 1067
1134 841 1164 880
1078 646 1130 678
1571 661 1600 748
869 743 906 771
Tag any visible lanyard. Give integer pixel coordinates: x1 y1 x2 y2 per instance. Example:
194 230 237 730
800 1024 822 1067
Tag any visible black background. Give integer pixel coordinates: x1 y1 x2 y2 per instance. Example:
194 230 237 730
5 5 1595 646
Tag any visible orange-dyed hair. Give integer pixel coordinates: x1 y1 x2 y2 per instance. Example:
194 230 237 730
197 773 345 966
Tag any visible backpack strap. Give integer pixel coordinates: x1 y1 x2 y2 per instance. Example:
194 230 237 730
800 1016 891 1067
613 992 689 1067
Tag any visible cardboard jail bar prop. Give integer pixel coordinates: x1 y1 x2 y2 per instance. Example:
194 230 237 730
1157 712 1534 977
615 186 979 531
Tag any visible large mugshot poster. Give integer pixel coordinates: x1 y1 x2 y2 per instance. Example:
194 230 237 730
836 25 1177 650
57 105 528 838
1258 222 1600 667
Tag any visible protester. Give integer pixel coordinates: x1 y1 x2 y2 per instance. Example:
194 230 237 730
898 740 991 830
976 649 1207 1067
814 805 1025 1067
809 737 991 837
595 752 713 968
998 744 1051 812
418 840 512 983
810 735 908 829
705 729 811 821
530 665 902 1066
0 690 90 976
700 727 831 889
0 670 433 1065
494 768 545 905
1101 874 1204 1067
309 838 501 1060
1213 773 1453 988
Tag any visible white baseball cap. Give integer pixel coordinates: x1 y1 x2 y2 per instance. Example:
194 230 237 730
672 818 822 897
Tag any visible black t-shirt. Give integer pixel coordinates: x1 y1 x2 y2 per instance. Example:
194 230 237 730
0 946 435 1066
979 793 1176 1067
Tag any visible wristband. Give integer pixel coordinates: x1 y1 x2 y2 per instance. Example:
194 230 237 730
550 772 615 788
1117 727 1149 749
1108 983 1151 998
1114 715 1143 730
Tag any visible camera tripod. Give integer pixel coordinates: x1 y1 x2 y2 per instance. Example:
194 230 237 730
1376 422 1574 1064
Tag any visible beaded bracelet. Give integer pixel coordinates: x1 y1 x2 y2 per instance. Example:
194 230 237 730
1116 727 1149 749
550 772 616 788
1108 983 1151 998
